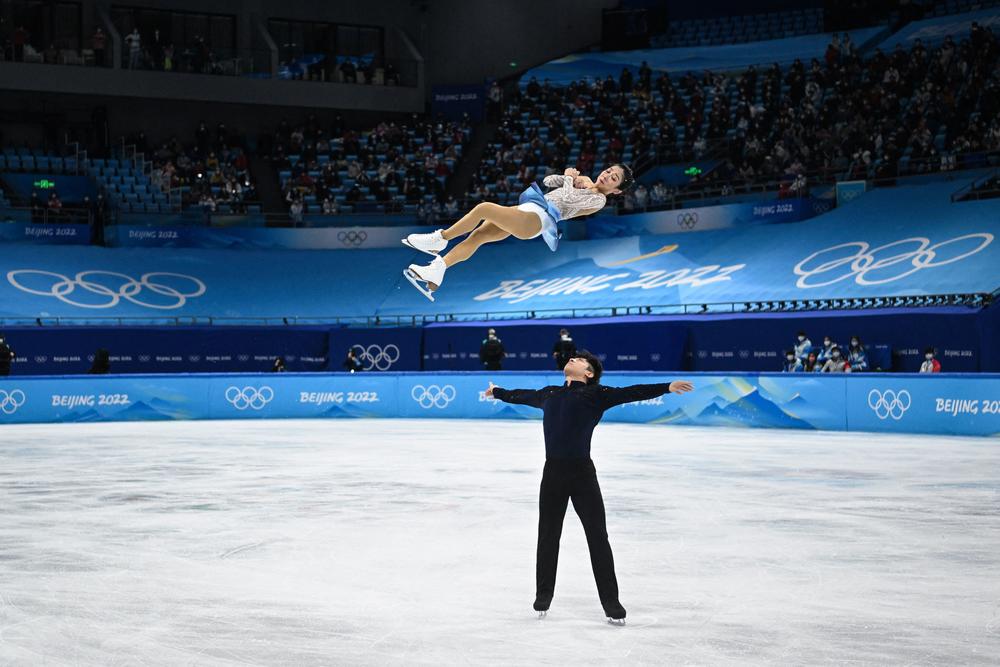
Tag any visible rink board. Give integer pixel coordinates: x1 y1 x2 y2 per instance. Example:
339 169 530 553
0 372 997 436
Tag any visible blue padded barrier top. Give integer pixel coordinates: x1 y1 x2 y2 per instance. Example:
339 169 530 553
0 372 996 437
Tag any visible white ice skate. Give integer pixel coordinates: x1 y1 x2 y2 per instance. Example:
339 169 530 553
403 256 447 302
402 229 447 256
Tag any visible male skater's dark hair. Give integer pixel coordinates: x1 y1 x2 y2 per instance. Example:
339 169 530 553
577 349 603 385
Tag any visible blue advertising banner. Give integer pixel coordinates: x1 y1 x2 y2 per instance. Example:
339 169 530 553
421 316 688 372
835 181 867 207
587 197 827 238
106 224 427 250
1 372 997 436
1 326 332 375
431 84 486 122
327 327 423 372
2 181 997 321
0 304 991 375
0 222 90 245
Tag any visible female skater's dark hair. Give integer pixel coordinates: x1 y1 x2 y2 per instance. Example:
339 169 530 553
613 163 635 194
577 349 603 385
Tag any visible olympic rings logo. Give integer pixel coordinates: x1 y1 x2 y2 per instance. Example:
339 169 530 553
411 384 456 409
0 389 26 414
225 385 274 411
677 212 699 230
338 231 368 246
6 270 207 310
352 343 400 371
793 234 993 288
867 389 911 420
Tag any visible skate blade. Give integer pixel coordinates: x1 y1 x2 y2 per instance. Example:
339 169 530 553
607 618 626 626
403 268 435 302
537 610 547 619
401 238 441 256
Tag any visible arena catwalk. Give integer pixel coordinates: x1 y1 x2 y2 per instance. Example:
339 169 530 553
1 419 998 665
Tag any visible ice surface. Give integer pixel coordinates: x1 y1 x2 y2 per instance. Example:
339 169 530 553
1 419 999 665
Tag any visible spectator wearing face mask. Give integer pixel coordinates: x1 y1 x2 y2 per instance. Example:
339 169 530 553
846 336 868 372
782 350 804 372
793 330 812 362
820 347 850 373
920 347 941 373
816 336 838 364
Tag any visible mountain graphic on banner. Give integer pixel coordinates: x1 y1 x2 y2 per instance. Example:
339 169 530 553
319 402 356 418
690 388 814 429
55 408 104 423
114 400 180 421
492 404 539 420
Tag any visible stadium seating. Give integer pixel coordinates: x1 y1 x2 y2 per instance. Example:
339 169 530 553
652 8 825 48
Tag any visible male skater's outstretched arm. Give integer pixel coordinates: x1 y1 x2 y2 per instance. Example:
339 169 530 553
595 380 695 410
484 352 693 624
486 383 555 408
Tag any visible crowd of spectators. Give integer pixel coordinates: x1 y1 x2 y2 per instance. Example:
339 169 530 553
471 24 999 213
271 113 471 222
466 63 659 207
141 122 257 213
785 331 871 372
660 25 999 205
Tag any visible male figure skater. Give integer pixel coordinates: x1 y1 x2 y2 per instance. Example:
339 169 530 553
485 351 694 624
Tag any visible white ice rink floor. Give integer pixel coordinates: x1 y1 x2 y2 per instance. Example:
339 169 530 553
1 419 999 666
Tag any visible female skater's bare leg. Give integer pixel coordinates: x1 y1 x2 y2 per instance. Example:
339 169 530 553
443 222 511 267
441 203 541 241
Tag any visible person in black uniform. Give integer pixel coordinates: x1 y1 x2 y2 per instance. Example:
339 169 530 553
551 328 576 370
486 350 694 623
0 332 14 376
343 348 364 373
88 348 111 374
478 328 506 371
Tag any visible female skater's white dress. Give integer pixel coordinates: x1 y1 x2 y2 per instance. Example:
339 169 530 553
517 175 608 252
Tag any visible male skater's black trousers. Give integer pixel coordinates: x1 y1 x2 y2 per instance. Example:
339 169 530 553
536 458 620 612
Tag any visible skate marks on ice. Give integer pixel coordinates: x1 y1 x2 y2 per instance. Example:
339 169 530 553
1 419 999 665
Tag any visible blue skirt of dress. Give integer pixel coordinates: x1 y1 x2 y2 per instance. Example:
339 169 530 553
518 183 562 252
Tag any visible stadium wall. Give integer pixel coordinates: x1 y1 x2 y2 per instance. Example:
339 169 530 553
0 372 996 437
1 303 995 376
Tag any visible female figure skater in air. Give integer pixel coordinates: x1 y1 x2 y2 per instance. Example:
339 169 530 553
402 164 634 300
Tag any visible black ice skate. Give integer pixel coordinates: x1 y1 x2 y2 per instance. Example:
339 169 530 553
605 602 626 626
533 594 552 618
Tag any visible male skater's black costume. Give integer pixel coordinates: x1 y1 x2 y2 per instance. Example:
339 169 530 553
492 380 672 620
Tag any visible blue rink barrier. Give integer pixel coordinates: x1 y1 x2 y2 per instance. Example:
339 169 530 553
0 372 997 437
